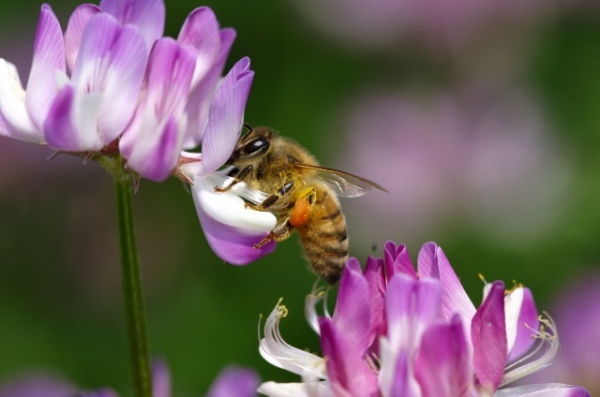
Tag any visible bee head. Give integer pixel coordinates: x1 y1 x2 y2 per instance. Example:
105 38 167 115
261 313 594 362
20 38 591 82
229 126 274 163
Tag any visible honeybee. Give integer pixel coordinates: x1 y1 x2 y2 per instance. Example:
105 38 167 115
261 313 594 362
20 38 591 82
216 126 386 284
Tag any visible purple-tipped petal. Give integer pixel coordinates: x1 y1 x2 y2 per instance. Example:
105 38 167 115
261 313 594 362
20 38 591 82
145 38 196 117
151 360 171 397
200 57 254 174
389 351 419 397
44 85 104 151
97 26 147 144
384 241 417 279
472 280 507 395
183 28 237 149
212 29 236 81
364 256 386 340
120 38 196 180
418 242 476 345
198 207 276 265
44 85 77 149
414 316 476 397
506 287 539 363
178 7 220 83
25 4 65 132
319 318 378 397
386 275 442 351
71 13 146 145
64 4 101 72
132 117 180 181
332 258 372 352
494 384 591 397
206 367 260 397
192 175 277 264
99 0 165 52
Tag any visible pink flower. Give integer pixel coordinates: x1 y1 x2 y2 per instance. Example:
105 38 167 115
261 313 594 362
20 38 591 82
259 242 589 397
0 0 249 183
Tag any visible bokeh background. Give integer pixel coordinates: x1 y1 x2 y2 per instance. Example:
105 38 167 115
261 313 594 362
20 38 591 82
1 0 600 395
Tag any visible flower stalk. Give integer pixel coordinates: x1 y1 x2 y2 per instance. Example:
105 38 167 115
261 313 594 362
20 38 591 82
112 159 153 397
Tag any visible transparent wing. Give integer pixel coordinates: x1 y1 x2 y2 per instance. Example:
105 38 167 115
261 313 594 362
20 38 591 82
296 164 387 198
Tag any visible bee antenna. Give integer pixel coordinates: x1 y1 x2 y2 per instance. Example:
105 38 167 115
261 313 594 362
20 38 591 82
243 123 254 133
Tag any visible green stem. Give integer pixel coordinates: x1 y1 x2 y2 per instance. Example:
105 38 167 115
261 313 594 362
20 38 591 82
114 171 153 397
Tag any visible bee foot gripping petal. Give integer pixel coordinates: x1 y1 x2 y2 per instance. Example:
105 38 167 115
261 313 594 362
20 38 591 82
193 173 278 265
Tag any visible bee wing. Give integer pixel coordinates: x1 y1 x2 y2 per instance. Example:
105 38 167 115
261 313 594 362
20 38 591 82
296 164 387 198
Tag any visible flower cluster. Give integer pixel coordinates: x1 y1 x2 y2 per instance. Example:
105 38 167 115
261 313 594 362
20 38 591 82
259 242 590 397
0 0 251 182
0 0 277 264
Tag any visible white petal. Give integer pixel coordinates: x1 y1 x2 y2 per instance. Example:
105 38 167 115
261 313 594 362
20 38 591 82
74 91 104 150
194 173 276 232
504 287 524 354
494 383 589 397
258 381 334 397
259 301 327 379
0 59 39 142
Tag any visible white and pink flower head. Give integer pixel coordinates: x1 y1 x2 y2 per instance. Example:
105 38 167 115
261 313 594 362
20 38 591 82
0 0 276 265
259 242 590 397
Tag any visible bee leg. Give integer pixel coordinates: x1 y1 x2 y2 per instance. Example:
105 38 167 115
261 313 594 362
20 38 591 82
254 217 294 248
214 165 253 192
246 180 295 211
246 194 279 211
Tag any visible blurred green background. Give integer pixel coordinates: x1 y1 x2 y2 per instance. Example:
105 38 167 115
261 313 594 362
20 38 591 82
1 0 600 395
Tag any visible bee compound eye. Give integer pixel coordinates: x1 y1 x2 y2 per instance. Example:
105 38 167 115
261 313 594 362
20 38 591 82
244 138 270 155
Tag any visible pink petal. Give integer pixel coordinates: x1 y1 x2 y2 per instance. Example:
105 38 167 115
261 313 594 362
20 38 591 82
145 38 197 117
178 7 220 83
386 275 442 351
64 4 101 72
418 242 476 345
319 318 378 397
472 281 507 395
389 351 420 397
414 316 476 397
70 13 121 86
99 0 165 52
45 85 75 149
332 258 372 352
44 85 103 151
206 367 260 397
43 85 79 150
151 359 171 397
120 39 196 180
25 4 66 131
70 13 145 145
364 256 386 343
183 28 236 149
97 24 147 144
384 241 417 279
506 287 539 363
131 117 180 181
200 57 254 175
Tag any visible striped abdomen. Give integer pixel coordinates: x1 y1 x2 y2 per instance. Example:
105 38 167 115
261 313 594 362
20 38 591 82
297 186 348 284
